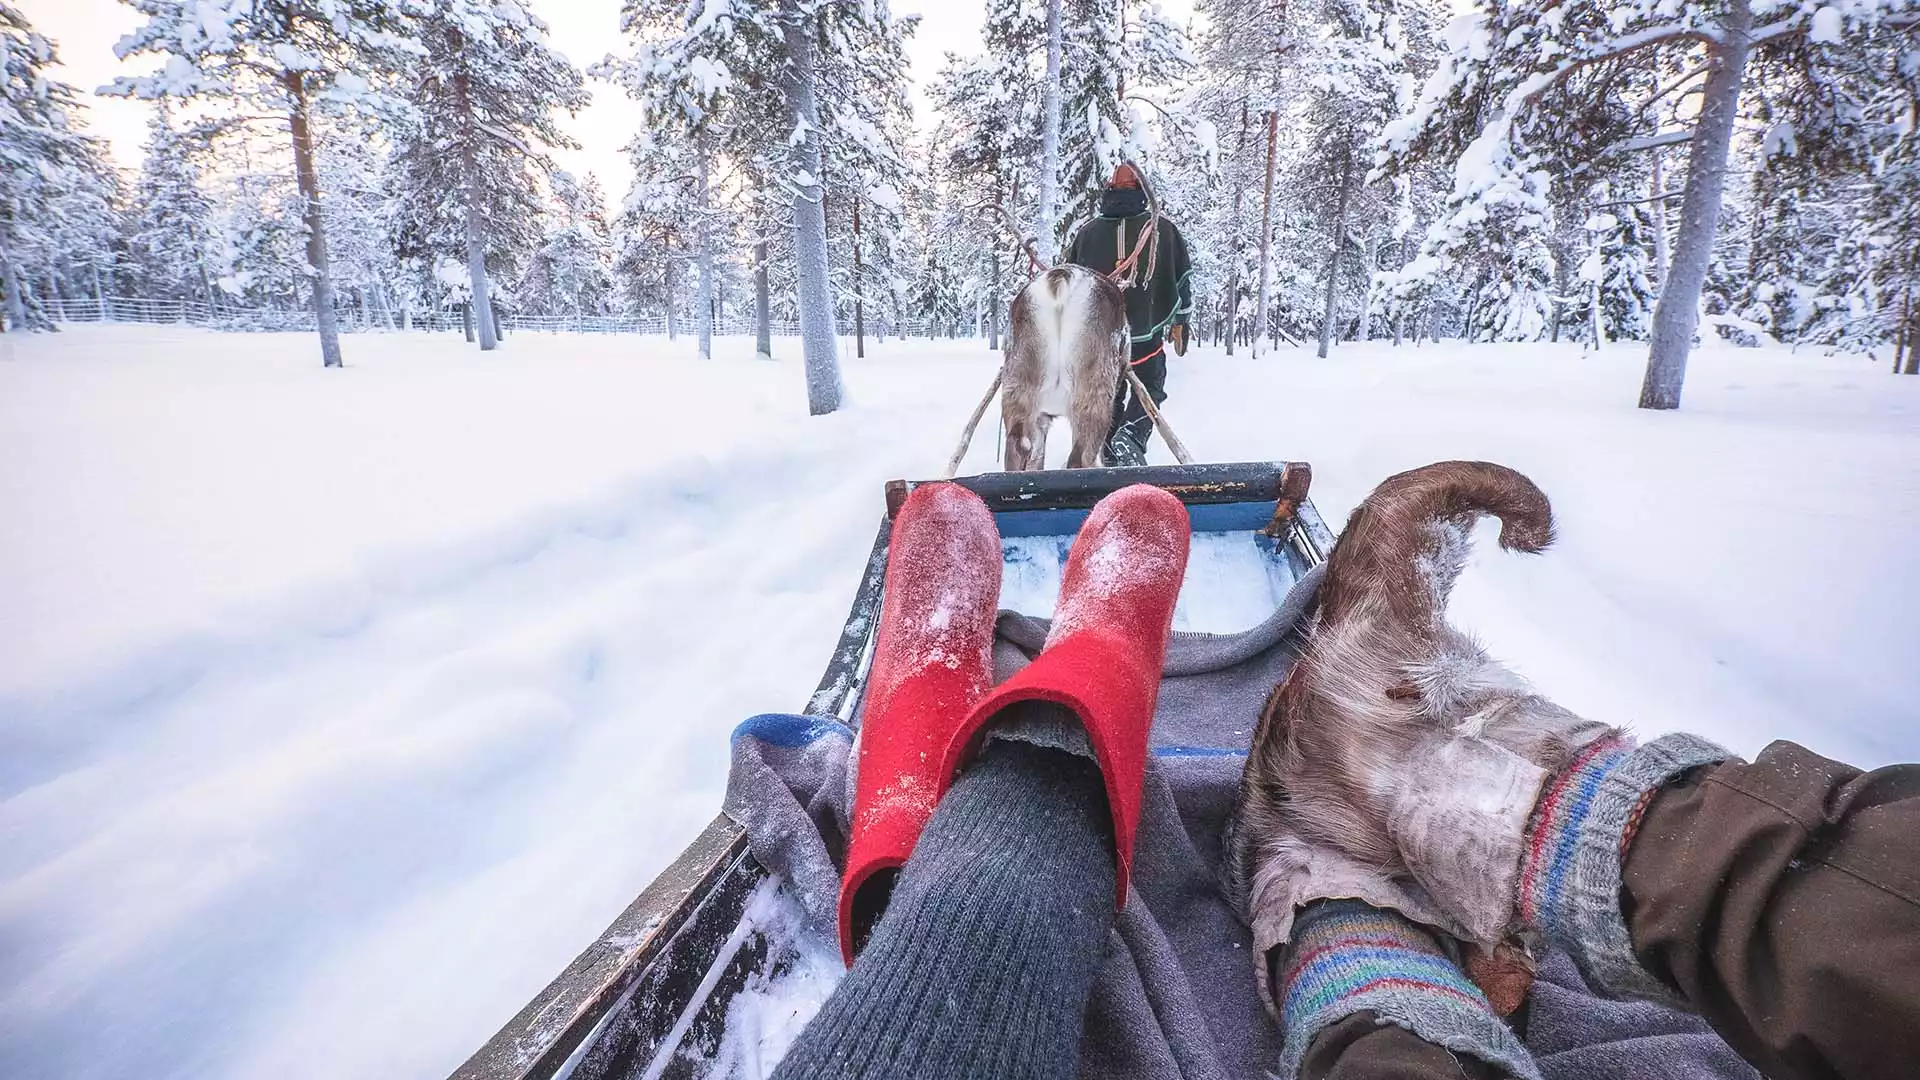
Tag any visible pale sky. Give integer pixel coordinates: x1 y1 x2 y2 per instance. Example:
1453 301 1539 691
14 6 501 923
22 0 1196 199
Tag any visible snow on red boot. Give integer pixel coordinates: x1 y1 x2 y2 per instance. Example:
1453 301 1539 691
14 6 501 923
839 482 1003 962
947 483 1189 910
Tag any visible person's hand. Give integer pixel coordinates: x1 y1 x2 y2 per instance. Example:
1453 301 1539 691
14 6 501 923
1226 721 1468 1007
1229 462 1617 946
1168 323 1188 355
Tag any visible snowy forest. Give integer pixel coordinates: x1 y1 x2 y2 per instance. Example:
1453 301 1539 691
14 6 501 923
4 0 1920 410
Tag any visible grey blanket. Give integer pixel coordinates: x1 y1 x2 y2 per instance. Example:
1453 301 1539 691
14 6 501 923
722 570 1756 1080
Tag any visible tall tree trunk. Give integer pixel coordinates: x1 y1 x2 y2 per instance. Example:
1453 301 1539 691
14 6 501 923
1359 235 1378 342
1902 286 1917 375
286 73 343 367
755 232 772 360
988 248 1001 350
463 301 474 342
781 4 845 415
1391 234 1413 346
1650 151 1670 291
373 279 395 331
1640 2 1752 410
1592 272 1606 350
1316 149 1353 359
665 243 678 340
854 199 865 358
1037 0 1063 264
0 238 23 331
1254 109 1279 357
196 254 216 314
1226 103 1249 358
0 220 27 331
463 154 497 351
697 144 714 359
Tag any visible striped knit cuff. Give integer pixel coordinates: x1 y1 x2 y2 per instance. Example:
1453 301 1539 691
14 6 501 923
1518 733 1732 1001
1274 900 1540 1080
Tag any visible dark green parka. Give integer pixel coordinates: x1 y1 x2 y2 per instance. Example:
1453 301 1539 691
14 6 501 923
1063 174 1193 350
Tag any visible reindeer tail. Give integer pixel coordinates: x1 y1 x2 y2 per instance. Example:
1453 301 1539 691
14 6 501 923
1318 461 1554 627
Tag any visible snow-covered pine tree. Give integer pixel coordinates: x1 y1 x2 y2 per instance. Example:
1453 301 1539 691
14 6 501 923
1380 0 1919 407
519 171 617 319
1 4 118 331
205 162 307 315
1734 30 1913 352
813 5 914 359
129 107 218 307
1038 0 1063 264
1575 197 1657 347
1296 0 1425 357
41 152 124 313
389 0 585 350
914 109 1015 343
607 0 908 410
730 107 798 359
111 0 421 365
320 117 406 329
1059 0 1195 221
932 0 1044 309
1195 0 1293 353
600 0 745 357
926 68 1012 346
941 0 1196 268
778 0 915 410
615 131 699 336
1606 203 1659 342
1854 27 1919 371
779 0 843 410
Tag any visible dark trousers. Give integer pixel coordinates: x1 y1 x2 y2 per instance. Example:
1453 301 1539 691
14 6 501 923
1106 338 1168 467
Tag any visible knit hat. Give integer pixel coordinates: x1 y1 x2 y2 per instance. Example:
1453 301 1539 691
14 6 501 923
1108 163 1142 189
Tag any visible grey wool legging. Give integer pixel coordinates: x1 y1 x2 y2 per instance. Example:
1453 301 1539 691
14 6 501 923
771 738 1118 1080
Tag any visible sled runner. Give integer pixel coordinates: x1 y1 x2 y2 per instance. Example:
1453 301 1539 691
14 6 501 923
450 461 1335 1080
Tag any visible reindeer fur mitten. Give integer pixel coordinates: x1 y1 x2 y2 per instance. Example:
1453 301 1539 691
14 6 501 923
1227 462 1731 1001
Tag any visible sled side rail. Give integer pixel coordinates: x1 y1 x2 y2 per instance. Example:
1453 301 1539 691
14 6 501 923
448 815 753 1080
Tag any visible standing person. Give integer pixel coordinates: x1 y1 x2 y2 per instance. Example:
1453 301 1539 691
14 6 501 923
1064 162 1193 467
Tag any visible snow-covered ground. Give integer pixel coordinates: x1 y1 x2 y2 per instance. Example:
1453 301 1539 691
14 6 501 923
3 324 1916 1080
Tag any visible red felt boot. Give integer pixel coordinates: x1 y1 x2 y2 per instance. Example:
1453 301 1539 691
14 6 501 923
838 482 1003 962
948 483 1190 908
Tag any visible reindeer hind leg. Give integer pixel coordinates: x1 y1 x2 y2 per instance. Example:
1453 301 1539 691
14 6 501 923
1068 341 1126 469
1030 413 1053 470
1003 416 1033 471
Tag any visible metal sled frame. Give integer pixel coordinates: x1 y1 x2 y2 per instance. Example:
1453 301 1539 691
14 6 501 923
450 462 1335 1080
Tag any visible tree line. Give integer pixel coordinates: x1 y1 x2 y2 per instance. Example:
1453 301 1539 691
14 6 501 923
3 0 1917 414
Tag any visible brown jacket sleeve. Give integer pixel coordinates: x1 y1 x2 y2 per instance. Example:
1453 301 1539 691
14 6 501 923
1622 740 1920 1080
1302 740 1920 1080
1302 1014 1509 1080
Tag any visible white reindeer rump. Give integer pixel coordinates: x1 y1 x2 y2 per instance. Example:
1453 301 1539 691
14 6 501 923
1000 265 1129 472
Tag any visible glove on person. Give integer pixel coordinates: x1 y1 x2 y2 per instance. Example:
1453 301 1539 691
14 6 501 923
1272 899 1542 1080
1169 323 1188 356
1228 462 1729 998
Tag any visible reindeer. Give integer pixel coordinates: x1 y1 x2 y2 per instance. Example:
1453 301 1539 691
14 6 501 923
999 266 1130 471
939 196 1183 477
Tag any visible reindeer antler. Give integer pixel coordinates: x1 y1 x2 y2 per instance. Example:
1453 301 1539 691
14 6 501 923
970 200 1048 276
